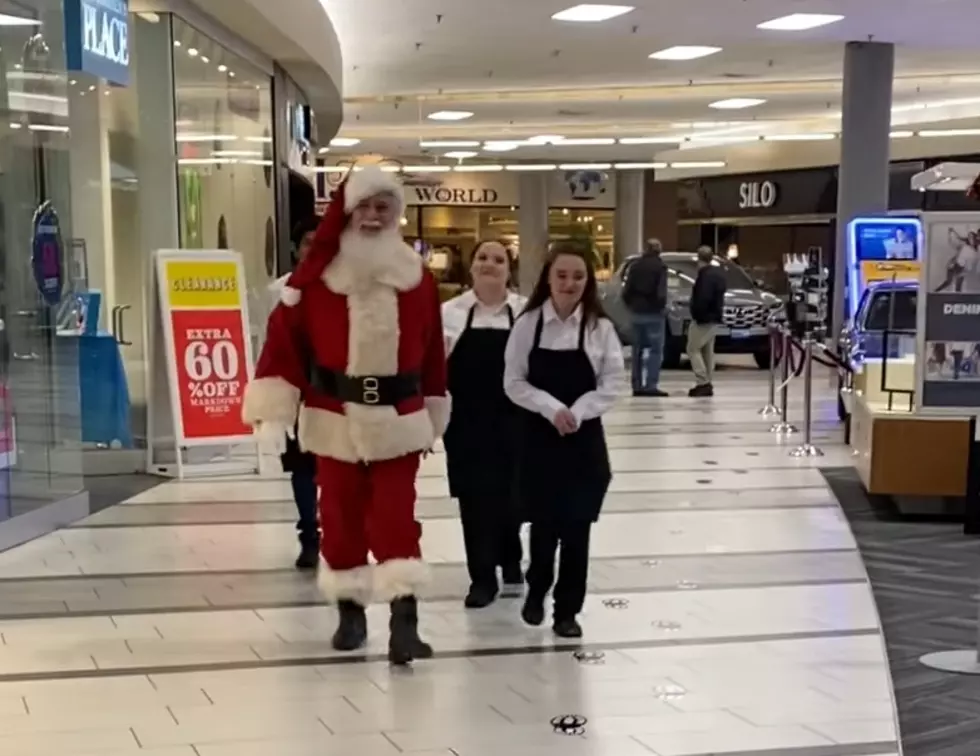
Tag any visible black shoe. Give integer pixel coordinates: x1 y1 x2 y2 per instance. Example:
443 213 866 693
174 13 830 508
634 389 669 398
294 542 320 570
388 596 433 665
553 617 583 638
464 584 498 609
688 384 713 397
521 595 546 626
331 600 367 651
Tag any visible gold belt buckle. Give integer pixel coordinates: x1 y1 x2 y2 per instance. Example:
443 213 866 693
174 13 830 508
362 376 380 405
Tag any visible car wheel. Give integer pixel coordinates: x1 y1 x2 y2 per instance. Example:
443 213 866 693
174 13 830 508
753 348 771 370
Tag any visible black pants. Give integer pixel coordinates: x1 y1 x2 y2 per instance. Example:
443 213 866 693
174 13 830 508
526 519 591 621
291 468 319 549
459 494 523 591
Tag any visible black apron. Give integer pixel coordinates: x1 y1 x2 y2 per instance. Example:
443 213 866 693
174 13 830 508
443 303 517 500
515 312 612 523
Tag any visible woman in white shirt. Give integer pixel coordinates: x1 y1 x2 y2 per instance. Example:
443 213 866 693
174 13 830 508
442 241 527 609
504 243 624 639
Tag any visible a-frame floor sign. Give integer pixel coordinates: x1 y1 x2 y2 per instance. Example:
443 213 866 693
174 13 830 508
146 249 263 479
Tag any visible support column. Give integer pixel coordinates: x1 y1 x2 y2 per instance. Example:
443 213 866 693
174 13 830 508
832 41 894 337
643 172 679 251
613 170 644 265
517 172 549 295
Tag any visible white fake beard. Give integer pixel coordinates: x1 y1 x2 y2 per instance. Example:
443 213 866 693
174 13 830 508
338 227 404 286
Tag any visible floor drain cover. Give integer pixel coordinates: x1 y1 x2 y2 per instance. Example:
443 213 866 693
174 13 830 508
551 714 587 735
603 598 630 609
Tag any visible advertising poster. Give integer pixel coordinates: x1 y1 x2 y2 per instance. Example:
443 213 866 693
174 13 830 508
922 217 980 408
156 252 255 444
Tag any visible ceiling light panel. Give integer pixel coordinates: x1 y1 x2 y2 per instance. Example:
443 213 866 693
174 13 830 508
757 13 844 31
555 138 616 146
709 98 766 110
330 137 361 147
618 137 683 145
420 140 481 148
649 46 721 61
427 110 474 121
505 164 558 171
559 163 612 170
453 165 505 172
445 151 478 159
551 4 634 22
765 133 836 141
0 13 40 25
402 165 452 172
670 161 726 168
615 162 668 169
483 141 524 152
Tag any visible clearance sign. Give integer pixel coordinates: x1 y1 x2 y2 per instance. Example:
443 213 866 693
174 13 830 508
155 251 255 445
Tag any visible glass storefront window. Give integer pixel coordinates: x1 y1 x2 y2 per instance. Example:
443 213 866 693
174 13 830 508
0 0 83 516
172 17 276 305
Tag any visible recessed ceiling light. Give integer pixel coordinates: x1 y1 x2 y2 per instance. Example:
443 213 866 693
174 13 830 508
330 137 361 147
402 165 452 173
650 46 721 61
200 56 210 63
445 151 478 159
670 161 726 168
187 48 199 57
453 165 505 172
318 147 330 154
559 163 612 170
176 133 238 143
709 98 766 110
228 72 236 78
551 4 634 22
0 13 41 26
427 110 474 121
505 164 558 171
615 162 668 169
619 136 682 145
890 131 914 139
173 40 182 47
919 129 980 137
765 133 835 141
757 13 844 31
419 140 481 148
218 65 228 72
483 141 524 152
554 137 616 146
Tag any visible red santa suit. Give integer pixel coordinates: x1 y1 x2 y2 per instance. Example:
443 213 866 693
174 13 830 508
242 167 449 663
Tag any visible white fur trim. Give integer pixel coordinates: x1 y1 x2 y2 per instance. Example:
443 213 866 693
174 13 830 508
345 166 405 212
373 558 429 602
318 565 373 604
280 285 301 306
298 405 435 463
322 232 422 294
242 377 300 427
425 395 451 438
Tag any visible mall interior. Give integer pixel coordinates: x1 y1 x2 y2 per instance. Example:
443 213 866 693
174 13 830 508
3 0 980 754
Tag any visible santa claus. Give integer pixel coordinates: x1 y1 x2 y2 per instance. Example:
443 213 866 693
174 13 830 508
242 166 449 665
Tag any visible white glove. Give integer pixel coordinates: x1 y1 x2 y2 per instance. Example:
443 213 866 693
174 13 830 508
253 422 294 455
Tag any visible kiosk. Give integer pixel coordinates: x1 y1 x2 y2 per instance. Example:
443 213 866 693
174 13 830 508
845 169 980 510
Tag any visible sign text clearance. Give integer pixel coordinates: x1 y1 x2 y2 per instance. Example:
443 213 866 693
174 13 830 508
158 254 254 444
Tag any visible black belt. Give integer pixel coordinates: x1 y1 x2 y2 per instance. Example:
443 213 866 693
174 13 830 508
310 366 421 406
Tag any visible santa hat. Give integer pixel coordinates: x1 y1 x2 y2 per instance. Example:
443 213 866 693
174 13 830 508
280 165 406 306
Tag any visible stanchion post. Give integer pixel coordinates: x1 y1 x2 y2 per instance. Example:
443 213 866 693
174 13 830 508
789 337 823 457
758 325 779 417
770 328 798 435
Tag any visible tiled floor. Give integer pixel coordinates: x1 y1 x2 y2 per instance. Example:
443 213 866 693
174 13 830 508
0 364 901 756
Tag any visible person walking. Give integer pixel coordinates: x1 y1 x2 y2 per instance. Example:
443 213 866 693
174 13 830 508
622 238 669 397
442 240 527 609
268 216 320 569
505 243 623 638
687 246 727 397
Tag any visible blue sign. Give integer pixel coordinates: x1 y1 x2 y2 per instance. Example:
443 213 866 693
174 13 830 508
64 0 130 86
32 202 65 307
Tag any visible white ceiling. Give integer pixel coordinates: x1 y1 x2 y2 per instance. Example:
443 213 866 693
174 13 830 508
317 0 980 169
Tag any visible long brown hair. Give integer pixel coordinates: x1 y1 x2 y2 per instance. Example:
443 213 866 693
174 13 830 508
522 241 607 326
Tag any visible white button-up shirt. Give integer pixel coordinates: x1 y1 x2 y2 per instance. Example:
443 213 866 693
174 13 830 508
442 289 528 356
504 301 625 425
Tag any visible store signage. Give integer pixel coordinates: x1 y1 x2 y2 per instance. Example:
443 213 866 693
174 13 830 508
31 201 64 307
64 0 130 87
155 250 255 444
738 181 778 209
412 186 499 205
921 215 980 409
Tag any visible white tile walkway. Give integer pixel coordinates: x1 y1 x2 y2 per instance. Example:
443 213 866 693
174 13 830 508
0 364 901 756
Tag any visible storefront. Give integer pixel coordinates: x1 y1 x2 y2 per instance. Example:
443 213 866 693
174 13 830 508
314 164 618 292
673 161 931 293
0 0 340 541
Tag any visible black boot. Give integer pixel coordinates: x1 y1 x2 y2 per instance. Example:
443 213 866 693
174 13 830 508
331 600 367 651
294 540 319 570
388 596 433 665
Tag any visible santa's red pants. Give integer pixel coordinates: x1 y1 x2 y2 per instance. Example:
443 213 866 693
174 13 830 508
317 452 422 570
